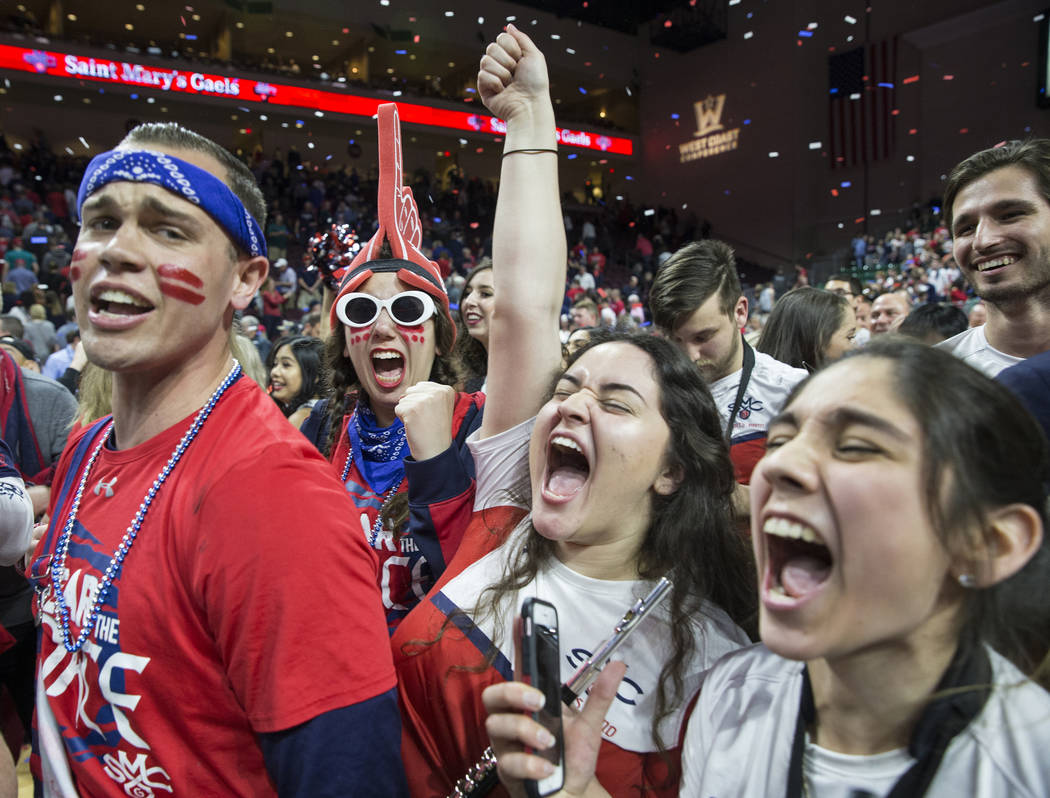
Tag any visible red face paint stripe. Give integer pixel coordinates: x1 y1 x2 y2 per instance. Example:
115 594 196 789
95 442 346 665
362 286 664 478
157 264 205 288
158 282 206 306
71 249 87 262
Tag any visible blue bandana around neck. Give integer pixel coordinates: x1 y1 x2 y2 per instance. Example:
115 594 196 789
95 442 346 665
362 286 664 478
76 149 267 258
347 402 411 494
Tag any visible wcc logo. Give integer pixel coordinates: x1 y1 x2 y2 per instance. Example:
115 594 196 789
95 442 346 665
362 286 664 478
733 396 764 421
693 94 727 138
680 93 740 163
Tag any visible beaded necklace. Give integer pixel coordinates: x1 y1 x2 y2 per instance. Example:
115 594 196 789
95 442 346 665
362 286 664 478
341 405 407 548
49 361 242 654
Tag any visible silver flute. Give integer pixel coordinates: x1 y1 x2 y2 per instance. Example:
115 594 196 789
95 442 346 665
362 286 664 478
448 577 673 798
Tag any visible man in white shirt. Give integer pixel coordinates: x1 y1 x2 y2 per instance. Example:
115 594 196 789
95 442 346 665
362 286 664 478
937 139 1050 376
649 240 807 486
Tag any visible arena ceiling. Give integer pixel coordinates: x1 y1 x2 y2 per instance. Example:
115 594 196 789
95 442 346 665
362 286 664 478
4 0 675 132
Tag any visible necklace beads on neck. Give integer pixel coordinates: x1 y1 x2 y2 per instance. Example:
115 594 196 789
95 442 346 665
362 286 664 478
341 406 407 548
49 361 242 654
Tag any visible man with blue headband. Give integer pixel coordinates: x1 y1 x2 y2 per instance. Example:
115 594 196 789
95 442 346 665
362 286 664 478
28 123 406 796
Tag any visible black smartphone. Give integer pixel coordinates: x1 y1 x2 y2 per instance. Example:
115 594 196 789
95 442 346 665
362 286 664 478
516 597 564 798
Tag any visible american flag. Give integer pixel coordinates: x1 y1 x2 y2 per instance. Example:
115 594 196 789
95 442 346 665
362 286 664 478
828 38 898 168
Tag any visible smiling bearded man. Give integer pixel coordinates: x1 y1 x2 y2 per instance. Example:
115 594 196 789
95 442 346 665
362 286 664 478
938 139 1050 376
28 123 406 797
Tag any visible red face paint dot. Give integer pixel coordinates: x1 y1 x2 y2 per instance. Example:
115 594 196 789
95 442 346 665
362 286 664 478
70 265 82 281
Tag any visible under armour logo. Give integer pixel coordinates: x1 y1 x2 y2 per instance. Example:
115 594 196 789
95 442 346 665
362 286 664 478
94 477 118 498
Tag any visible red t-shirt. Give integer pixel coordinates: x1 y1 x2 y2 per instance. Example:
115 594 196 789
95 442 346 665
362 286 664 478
33 377 394 797
262 289 284 316
330 391 484 631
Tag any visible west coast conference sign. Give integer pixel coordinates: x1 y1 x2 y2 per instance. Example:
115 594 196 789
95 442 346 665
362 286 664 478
0 43 633 156
679 93 741 163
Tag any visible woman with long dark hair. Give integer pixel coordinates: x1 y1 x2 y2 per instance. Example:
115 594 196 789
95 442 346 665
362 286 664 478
756 286 855 371
392 28 755 797
454 260 494 392
266 334 324 428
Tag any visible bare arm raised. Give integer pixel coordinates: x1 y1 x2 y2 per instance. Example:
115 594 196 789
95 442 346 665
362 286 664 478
478 24 567 439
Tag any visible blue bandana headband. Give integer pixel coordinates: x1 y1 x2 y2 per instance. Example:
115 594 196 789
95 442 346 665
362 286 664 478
76 149 267 258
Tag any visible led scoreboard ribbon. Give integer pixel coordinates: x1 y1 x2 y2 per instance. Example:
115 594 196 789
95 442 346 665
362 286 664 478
0 42 634 156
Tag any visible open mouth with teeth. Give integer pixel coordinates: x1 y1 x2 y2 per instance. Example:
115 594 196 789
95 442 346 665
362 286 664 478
371 350 405 388
544 435 590 499
976 255 1017 273
92 288 154 316
764 517 833 601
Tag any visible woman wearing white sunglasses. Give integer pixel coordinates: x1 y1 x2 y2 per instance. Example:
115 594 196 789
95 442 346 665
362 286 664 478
310 99 565 633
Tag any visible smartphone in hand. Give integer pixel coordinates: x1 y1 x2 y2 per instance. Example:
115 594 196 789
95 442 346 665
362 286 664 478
516 597 564 798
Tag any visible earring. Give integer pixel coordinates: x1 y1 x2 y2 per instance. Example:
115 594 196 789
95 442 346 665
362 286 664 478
957 573 976 588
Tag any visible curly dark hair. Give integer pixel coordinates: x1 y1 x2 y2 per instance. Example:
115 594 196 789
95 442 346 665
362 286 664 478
416 331 756 780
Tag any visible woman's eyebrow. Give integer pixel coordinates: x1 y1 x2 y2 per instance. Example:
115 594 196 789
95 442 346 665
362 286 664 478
600 382 647 404
558 374 647 404
770 407 908 440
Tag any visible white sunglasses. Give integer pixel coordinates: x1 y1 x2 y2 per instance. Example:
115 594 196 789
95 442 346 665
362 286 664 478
335 290 437 328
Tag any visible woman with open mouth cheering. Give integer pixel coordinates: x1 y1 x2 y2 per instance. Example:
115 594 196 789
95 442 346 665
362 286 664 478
304 106 486 634
392 25 756 797
306 78 563 631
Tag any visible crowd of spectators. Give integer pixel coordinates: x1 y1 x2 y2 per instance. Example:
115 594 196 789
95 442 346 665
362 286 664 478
1 130 990 392
0 120 987 382
0 125 737 373
1 18 1049 796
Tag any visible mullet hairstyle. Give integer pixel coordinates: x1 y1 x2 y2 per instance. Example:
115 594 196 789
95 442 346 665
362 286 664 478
792 339 1050 680
121 122 268 240
943 138 1050 232
648 240 741 332
266 335 325 416
756 287 852 371
416 331 756 782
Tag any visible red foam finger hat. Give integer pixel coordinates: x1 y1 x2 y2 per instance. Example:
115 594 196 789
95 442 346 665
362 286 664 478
329 103 455 343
